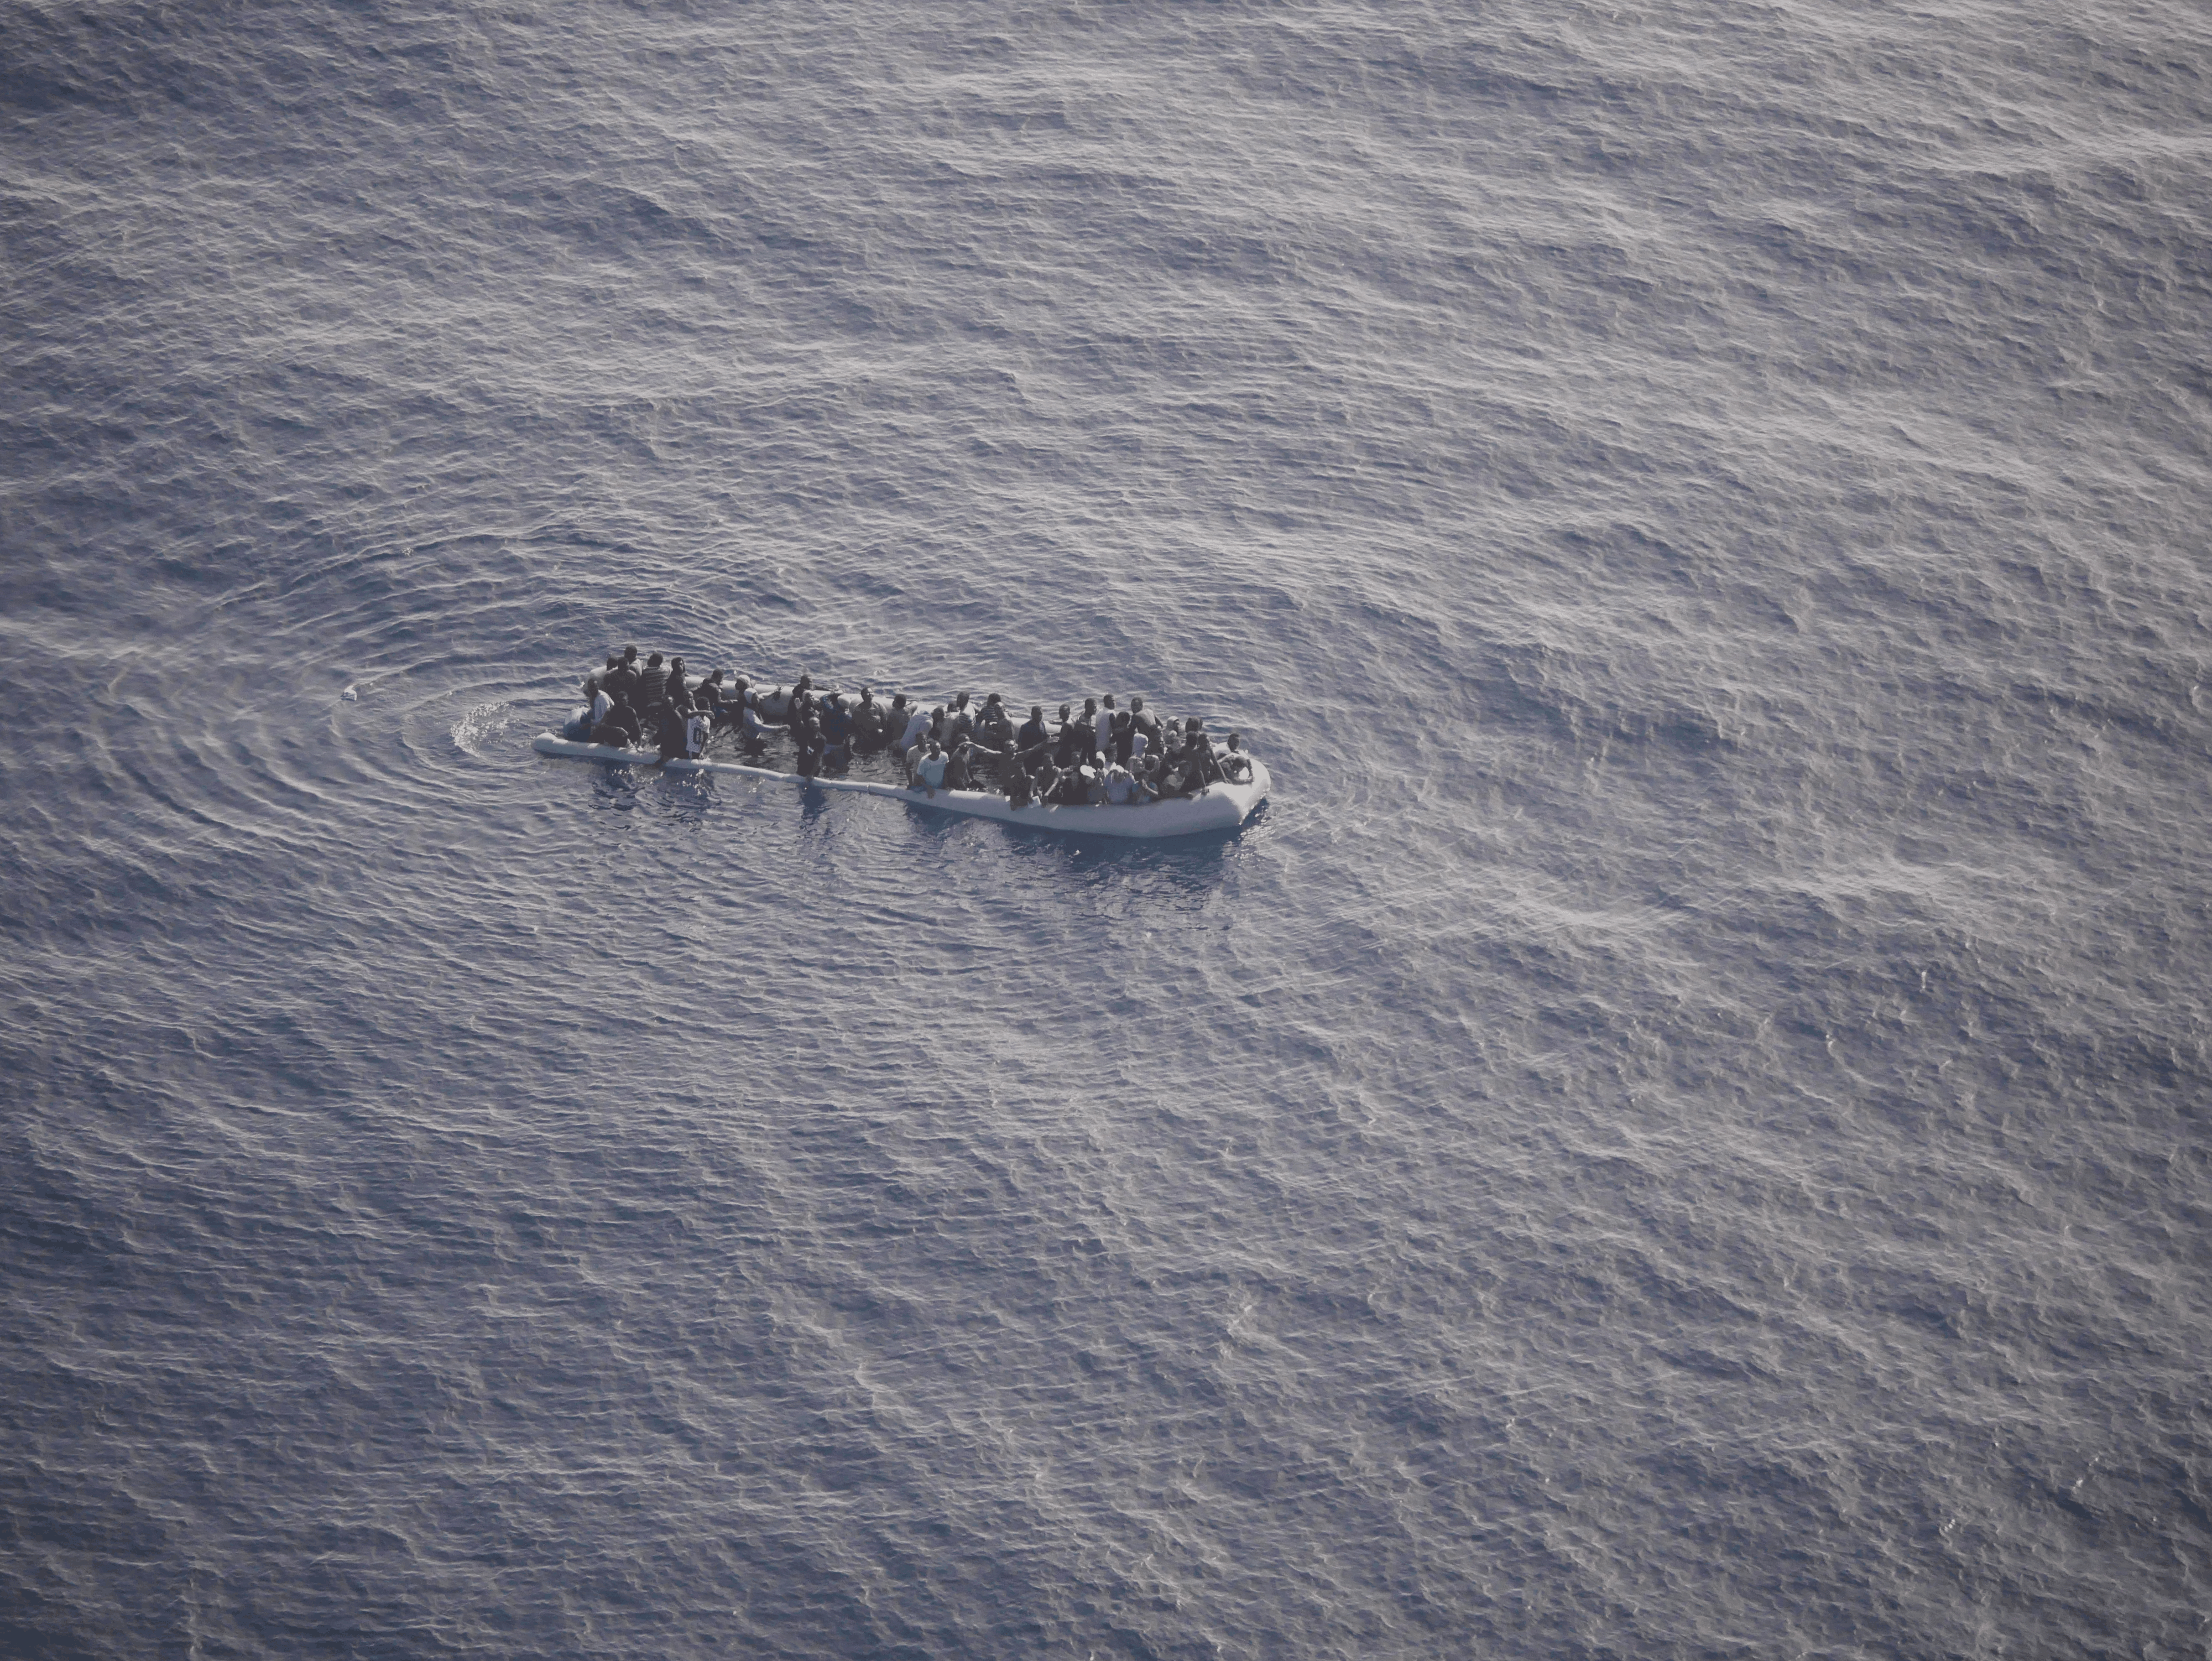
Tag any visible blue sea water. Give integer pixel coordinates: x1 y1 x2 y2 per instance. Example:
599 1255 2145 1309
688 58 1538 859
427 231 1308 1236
3 1 2210 1654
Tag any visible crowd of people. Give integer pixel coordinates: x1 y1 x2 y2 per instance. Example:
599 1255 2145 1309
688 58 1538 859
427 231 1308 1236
562 645 1256 807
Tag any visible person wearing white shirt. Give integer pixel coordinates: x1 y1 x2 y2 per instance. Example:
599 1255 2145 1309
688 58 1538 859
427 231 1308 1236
914 741 948 795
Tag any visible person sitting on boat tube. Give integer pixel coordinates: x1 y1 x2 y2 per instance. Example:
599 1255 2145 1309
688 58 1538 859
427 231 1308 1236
1218 733 1253 782
592 696 640 750
1001 746 1034 808
913 740 949 796
978 694 1013 748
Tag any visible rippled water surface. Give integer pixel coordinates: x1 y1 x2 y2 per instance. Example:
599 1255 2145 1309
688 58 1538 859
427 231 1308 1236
4 2 2210 1655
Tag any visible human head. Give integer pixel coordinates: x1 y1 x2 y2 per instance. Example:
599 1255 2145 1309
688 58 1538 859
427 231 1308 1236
1103 694 1117 710
1083 697 1097 715
926 740 942 756
1030 705 1043 720
670 656 684 671
622 645 638 663
648 652 663 668
605 652 620 669
986 692 1001 707
1057 704 1071 720
1186 716 1203 733
859 685 873 701
956 691 970 707
1129 695 1144 712
707 669 723 684
1227 732 1243 750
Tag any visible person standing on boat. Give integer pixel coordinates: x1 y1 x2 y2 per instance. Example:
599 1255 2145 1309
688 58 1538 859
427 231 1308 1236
1094 696 1117 759
1126 696 1161 762
853 688 887 747
946 692 976 749
636 653 669 712
1001 746 1034 806
1017 705 1050 754
793 717 826 778
664 656 691 712
978 694 1013 748
1052 705 1083 766
895 697 930 754
651 696 689 762
604 647 641 710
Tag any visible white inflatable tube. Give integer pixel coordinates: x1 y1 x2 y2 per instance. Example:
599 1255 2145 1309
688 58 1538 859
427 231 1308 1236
530 734 1269 840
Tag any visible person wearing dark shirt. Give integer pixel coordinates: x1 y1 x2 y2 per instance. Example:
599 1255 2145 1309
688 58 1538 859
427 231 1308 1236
1126 695 1161 760
604 648 641 710
636 653 669 712
1052 704 1084 766
592 697 643 748
664 656 691 712
692 670 723 723
653 698 690 762
1002 747 1034 806
978 694 1013 748
1183 718 1223 786
1017 706 1050 753
793 718 826 778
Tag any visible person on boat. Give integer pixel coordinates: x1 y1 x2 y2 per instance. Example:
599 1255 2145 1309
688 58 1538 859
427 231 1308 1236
1182 718 1224 787
978 694 1013 748
1126 695 1161 762
1052 705 1084 766
793 717 826 778
591 699 642 748
1103 761 1135 805
818 693 853 752
637 653 668 712
1219 732 1254 782
944 739 975 793
665 656 691 712
692 669 724 725
1017 705 1050 753
1093 695 1116 758
1001 747 1034 807
914 740 948 796
786 673 816 730
895 696 930 754
604 648 641 710
946 692 976 749
1083 764 1109 806
652 697 690 762
853 688 887 747
685 705 712 761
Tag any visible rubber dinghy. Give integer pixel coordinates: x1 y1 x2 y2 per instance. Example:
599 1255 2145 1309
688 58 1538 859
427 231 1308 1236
529 735 1270 840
